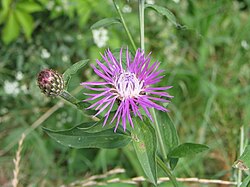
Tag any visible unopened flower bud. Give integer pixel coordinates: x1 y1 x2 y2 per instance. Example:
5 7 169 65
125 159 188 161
37 69 64 97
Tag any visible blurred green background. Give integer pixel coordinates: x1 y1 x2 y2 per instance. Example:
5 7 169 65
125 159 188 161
1 0 250 186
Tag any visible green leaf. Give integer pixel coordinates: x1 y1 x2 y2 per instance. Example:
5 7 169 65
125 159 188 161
90 18 121 29
15 10 34 39
233 145 250 171
78 9 91 28
131 117 157 186
2 12 20 44
241 175 250 187
76 112 118 133
154 110 179 158
75 101 97 116
16 2 42 13
145 4 181 28
63 59 89 88
154 110 179 169
0 9 8 25
43 122 131 149
169 158 179 170
2 0 12 10
168 143 209 158
0 0 11 24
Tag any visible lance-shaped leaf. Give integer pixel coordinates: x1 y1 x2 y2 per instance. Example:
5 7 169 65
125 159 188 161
233 145 250 171
63 60 89 88
43 121 131 149
2 12 20 44
145 4 182 28
15 10 34 39
91 18 121 29
16 1 42 13
168 143 209 158
131 117 157 186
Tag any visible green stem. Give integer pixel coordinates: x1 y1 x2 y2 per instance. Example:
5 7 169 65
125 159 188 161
139 0 177 185
151 108 168 161
156 156 179 187
59 90 99 121
59 90 79 105
113 0 137 52
237 126 244 187
139 0 145 50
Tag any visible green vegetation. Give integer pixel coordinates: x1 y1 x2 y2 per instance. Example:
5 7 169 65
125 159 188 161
1 0 250 186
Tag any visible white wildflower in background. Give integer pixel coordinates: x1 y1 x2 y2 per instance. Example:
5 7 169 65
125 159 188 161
61 0 69 10
146 0 155 4
55 6 62 12
122 5 132 13
0 108 8 116
41 48 51 59
16 72 23 81
77 34 83 40
92 27 109 48
241 40 249 50
172 0 180 3
62 55 69 62
46 1 54 10
4 81 20 96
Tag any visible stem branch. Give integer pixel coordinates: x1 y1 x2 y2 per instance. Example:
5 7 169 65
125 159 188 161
139 1 178 186
59 90 79 105
151 108 168 161
113 0 137 52
157 156 179 187
237 126 244 187
59 90 100 121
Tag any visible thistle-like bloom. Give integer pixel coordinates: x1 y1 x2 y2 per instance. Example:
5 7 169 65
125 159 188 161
81 48 173 131
37 69 64 97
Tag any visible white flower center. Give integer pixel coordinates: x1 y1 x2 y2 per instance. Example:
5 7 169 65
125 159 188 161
113 71 144 100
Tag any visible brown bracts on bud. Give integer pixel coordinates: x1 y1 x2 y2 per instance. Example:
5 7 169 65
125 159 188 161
37 69 64 97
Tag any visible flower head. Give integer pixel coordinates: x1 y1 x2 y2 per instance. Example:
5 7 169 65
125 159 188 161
37 69 64 97
81 48 173 131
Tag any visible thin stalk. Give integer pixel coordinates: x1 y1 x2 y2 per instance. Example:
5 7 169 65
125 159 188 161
151 108 168 161
59 90 79 105
113 0 137 52
237 126 244 187
156 156 179 187
139 0 167 159
139 1 177 185
59 90 100 121
139 0 145 50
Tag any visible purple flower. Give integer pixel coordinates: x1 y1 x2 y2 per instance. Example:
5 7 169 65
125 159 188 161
81 48 173 131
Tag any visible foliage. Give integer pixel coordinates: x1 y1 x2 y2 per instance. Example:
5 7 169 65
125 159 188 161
0 0 250 186
0 0 43 44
